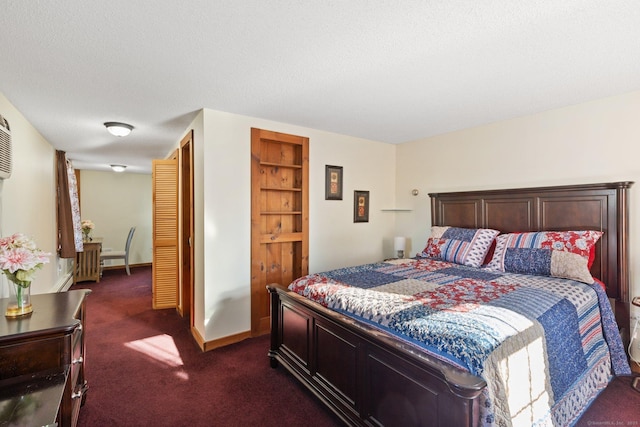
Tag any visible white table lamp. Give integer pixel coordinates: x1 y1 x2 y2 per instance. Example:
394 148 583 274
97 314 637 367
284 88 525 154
394 237 406 259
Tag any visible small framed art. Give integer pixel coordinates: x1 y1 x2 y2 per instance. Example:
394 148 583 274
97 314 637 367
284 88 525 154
325 165 343 200
353 190 369 223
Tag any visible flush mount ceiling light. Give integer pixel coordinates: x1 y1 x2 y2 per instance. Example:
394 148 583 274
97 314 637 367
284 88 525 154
104 122 134 137
110 164 127 172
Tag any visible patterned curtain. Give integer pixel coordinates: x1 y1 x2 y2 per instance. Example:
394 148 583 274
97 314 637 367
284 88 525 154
67 159 83 251
56 151 82 257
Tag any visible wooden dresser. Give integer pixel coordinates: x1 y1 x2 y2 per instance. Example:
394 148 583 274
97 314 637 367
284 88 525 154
0 290 90 427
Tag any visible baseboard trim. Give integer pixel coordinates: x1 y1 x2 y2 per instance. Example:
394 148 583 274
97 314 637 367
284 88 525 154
192 327 253 352
191 326 206 351
101 262 152 272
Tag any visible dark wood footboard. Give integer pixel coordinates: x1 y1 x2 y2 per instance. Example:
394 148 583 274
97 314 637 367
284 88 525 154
268 284 486 427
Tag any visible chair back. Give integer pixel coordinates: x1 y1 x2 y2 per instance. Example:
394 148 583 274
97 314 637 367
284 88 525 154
124 227 136 254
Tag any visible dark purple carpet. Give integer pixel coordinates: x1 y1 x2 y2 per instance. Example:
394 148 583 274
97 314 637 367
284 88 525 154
73 267 640 426
575 375 640 426
73 267 342 426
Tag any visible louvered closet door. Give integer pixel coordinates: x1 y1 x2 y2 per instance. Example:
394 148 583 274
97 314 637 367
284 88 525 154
152 159 178 309
251 128 309 336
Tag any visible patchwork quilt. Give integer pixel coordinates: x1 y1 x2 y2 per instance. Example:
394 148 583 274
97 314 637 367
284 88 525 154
289 257 630 427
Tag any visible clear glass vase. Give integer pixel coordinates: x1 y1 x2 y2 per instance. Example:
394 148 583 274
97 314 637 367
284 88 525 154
5 281 32 317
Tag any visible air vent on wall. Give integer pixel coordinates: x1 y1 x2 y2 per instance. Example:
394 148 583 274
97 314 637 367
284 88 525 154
0 114 12 179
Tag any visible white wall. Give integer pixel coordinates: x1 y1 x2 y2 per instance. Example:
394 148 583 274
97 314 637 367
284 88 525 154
78 170 152 267
193 109 397 342
395 89 640 354
0 93 65 295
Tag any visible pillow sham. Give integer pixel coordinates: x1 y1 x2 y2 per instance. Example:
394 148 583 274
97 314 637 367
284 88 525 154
419 226 500 268
486 230 603 283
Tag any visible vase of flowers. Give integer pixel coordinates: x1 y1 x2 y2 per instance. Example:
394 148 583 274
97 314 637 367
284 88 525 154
81 219 95 242
6 280 32 317
0 233 51 317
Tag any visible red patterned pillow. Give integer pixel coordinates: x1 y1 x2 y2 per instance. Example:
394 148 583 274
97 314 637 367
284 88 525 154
486 230 603 283
588 244 597 269
419 226 500 268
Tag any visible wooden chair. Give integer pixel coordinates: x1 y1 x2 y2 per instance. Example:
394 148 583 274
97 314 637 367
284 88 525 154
100 227 136 275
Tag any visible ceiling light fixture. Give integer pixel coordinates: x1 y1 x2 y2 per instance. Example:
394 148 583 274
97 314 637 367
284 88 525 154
110 164 127 172
104 122 134 137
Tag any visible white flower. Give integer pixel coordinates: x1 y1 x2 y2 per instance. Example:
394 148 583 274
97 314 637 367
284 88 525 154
81 219 95 231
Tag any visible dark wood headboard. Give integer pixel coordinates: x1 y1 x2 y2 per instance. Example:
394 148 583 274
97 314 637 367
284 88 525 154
429 181 633 331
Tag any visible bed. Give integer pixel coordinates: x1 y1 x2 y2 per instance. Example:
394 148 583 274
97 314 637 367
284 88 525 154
267 181 633 426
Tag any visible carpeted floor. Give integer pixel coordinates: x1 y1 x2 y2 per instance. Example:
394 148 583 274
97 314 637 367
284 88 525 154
574 374 640 426
73 267 342 426
73 266 640 426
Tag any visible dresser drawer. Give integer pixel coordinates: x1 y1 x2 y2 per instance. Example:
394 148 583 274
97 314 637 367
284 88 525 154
0 336 66 379
70 377 88 426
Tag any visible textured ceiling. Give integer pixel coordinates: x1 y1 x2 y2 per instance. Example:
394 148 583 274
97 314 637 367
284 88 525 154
1 1 639 173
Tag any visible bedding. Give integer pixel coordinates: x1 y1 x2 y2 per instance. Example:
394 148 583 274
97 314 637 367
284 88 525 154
289 257 630 426
486 230 603 284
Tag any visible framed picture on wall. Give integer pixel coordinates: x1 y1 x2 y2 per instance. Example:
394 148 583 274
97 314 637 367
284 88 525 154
353 190 369 223
325 165 343 200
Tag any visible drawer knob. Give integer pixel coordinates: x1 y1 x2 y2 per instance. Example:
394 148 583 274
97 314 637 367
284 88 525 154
72 382 89 399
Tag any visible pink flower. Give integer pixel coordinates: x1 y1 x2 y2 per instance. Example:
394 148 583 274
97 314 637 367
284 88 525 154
0 233 50 284
0 247 40 273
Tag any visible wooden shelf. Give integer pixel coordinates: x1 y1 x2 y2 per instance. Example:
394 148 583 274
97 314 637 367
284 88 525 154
261 187 302 192
381 209 412 212
260 232 303 243
259 161 303 169
261 211 302 215
252 127 309 337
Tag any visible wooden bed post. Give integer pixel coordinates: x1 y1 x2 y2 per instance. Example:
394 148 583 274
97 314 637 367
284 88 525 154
614 181 633 342
267 284 281 368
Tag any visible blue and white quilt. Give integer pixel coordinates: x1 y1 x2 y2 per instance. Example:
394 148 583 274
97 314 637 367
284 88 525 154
289 257 630 426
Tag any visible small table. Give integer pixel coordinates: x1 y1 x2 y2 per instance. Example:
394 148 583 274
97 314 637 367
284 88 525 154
74 238 102 283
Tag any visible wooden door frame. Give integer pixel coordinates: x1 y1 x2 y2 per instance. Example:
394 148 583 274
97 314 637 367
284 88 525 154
179 130 194 326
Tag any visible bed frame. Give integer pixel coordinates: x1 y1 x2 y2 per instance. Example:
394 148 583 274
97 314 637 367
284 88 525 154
268 181 633 427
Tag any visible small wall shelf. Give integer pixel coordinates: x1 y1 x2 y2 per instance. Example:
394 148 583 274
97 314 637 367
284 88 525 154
381 209 412 212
